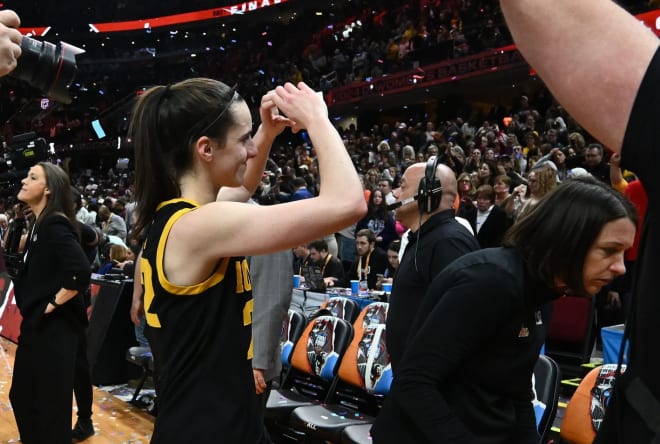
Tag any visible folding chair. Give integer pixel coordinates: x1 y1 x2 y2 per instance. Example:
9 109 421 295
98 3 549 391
288 322 392 442
265 315 354 442
320 296 361 324
533 354 561 442
281 309 307 371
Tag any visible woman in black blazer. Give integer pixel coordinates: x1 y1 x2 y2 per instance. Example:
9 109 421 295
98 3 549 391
9 162 91 444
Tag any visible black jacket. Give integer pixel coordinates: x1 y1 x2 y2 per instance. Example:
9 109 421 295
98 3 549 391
387 209 480 370
373 248 557 444
14 214 90 334
476 205 511 249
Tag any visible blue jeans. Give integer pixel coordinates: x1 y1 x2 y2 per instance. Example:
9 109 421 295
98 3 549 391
135 315 149 348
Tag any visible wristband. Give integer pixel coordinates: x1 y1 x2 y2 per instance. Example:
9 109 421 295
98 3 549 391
50 297 62 308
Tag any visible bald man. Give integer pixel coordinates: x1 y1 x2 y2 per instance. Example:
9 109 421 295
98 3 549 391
387 160 480 372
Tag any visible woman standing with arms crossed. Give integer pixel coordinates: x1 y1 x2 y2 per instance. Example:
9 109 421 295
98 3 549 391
9 162 91 444
129 79 365 443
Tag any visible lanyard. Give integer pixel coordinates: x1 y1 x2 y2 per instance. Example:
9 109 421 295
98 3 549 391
321 254 332 276
357 250 372 281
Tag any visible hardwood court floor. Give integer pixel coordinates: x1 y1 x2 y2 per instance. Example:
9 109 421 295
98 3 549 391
0 337 155 443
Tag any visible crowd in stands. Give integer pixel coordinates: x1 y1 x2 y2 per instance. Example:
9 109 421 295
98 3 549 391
0 81 634 280
0 0 515 146
1 0 650 154
0 0 649 291
0 2 653 441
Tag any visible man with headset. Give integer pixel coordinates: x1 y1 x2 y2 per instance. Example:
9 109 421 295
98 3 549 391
386 156 480 372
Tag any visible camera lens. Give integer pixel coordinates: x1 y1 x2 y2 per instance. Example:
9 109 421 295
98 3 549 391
11 36 85 104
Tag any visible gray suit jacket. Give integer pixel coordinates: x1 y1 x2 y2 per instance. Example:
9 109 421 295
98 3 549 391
250 249 294 382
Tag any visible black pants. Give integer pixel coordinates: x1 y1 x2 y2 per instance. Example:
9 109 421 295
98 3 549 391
10 315 80 444
73 329 93 421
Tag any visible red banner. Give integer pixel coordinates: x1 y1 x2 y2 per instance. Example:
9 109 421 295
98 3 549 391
89 0 288 33
17 27 50 37
17 0 288 35
17 4 657 38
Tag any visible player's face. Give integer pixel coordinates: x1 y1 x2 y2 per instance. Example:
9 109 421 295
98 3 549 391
211 102 257 188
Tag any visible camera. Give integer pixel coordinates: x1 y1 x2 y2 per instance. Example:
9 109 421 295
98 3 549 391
5 132 49 170
11 36 84 104
0 132 49 187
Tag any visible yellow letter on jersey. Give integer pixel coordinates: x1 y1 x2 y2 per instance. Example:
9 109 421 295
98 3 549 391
140 257 162 328
235 259 252 293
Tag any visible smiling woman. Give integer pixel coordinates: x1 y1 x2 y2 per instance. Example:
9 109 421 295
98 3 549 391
128 78 365 443
371 176 637 444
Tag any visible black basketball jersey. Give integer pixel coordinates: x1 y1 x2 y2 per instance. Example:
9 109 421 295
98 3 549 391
140 198 266 443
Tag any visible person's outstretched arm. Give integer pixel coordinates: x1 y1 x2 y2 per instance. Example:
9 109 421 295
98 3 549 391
172 82 367 260
501 0 659 152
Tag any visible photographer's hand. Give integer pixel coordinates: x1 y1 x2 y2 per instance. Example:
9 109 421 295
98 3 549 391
0 10 21 77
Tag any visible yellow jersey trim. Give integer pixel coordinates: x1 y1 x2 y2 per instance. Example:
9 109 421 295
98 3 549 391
155 199 230 295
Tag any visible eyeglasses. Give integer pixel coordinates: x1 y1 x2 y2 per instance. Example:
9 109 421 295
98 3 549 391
197 84 238 137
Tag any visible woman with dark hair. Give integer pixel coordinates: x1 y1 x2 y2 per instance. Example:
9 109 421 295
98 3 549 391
456 172 477 231
371 176 636 443
378 239 401 288
476 160 498 187
9 162 91 443
537 147 570 181
129 79 365 443
355 189 398 251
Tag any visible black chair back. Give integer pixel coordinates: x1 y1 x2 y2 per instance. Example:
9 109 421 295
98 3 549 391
533 354 561 442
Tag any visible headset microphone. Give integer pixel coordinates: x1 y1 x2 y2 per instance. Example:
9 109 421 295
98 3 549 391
387 195 418 211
